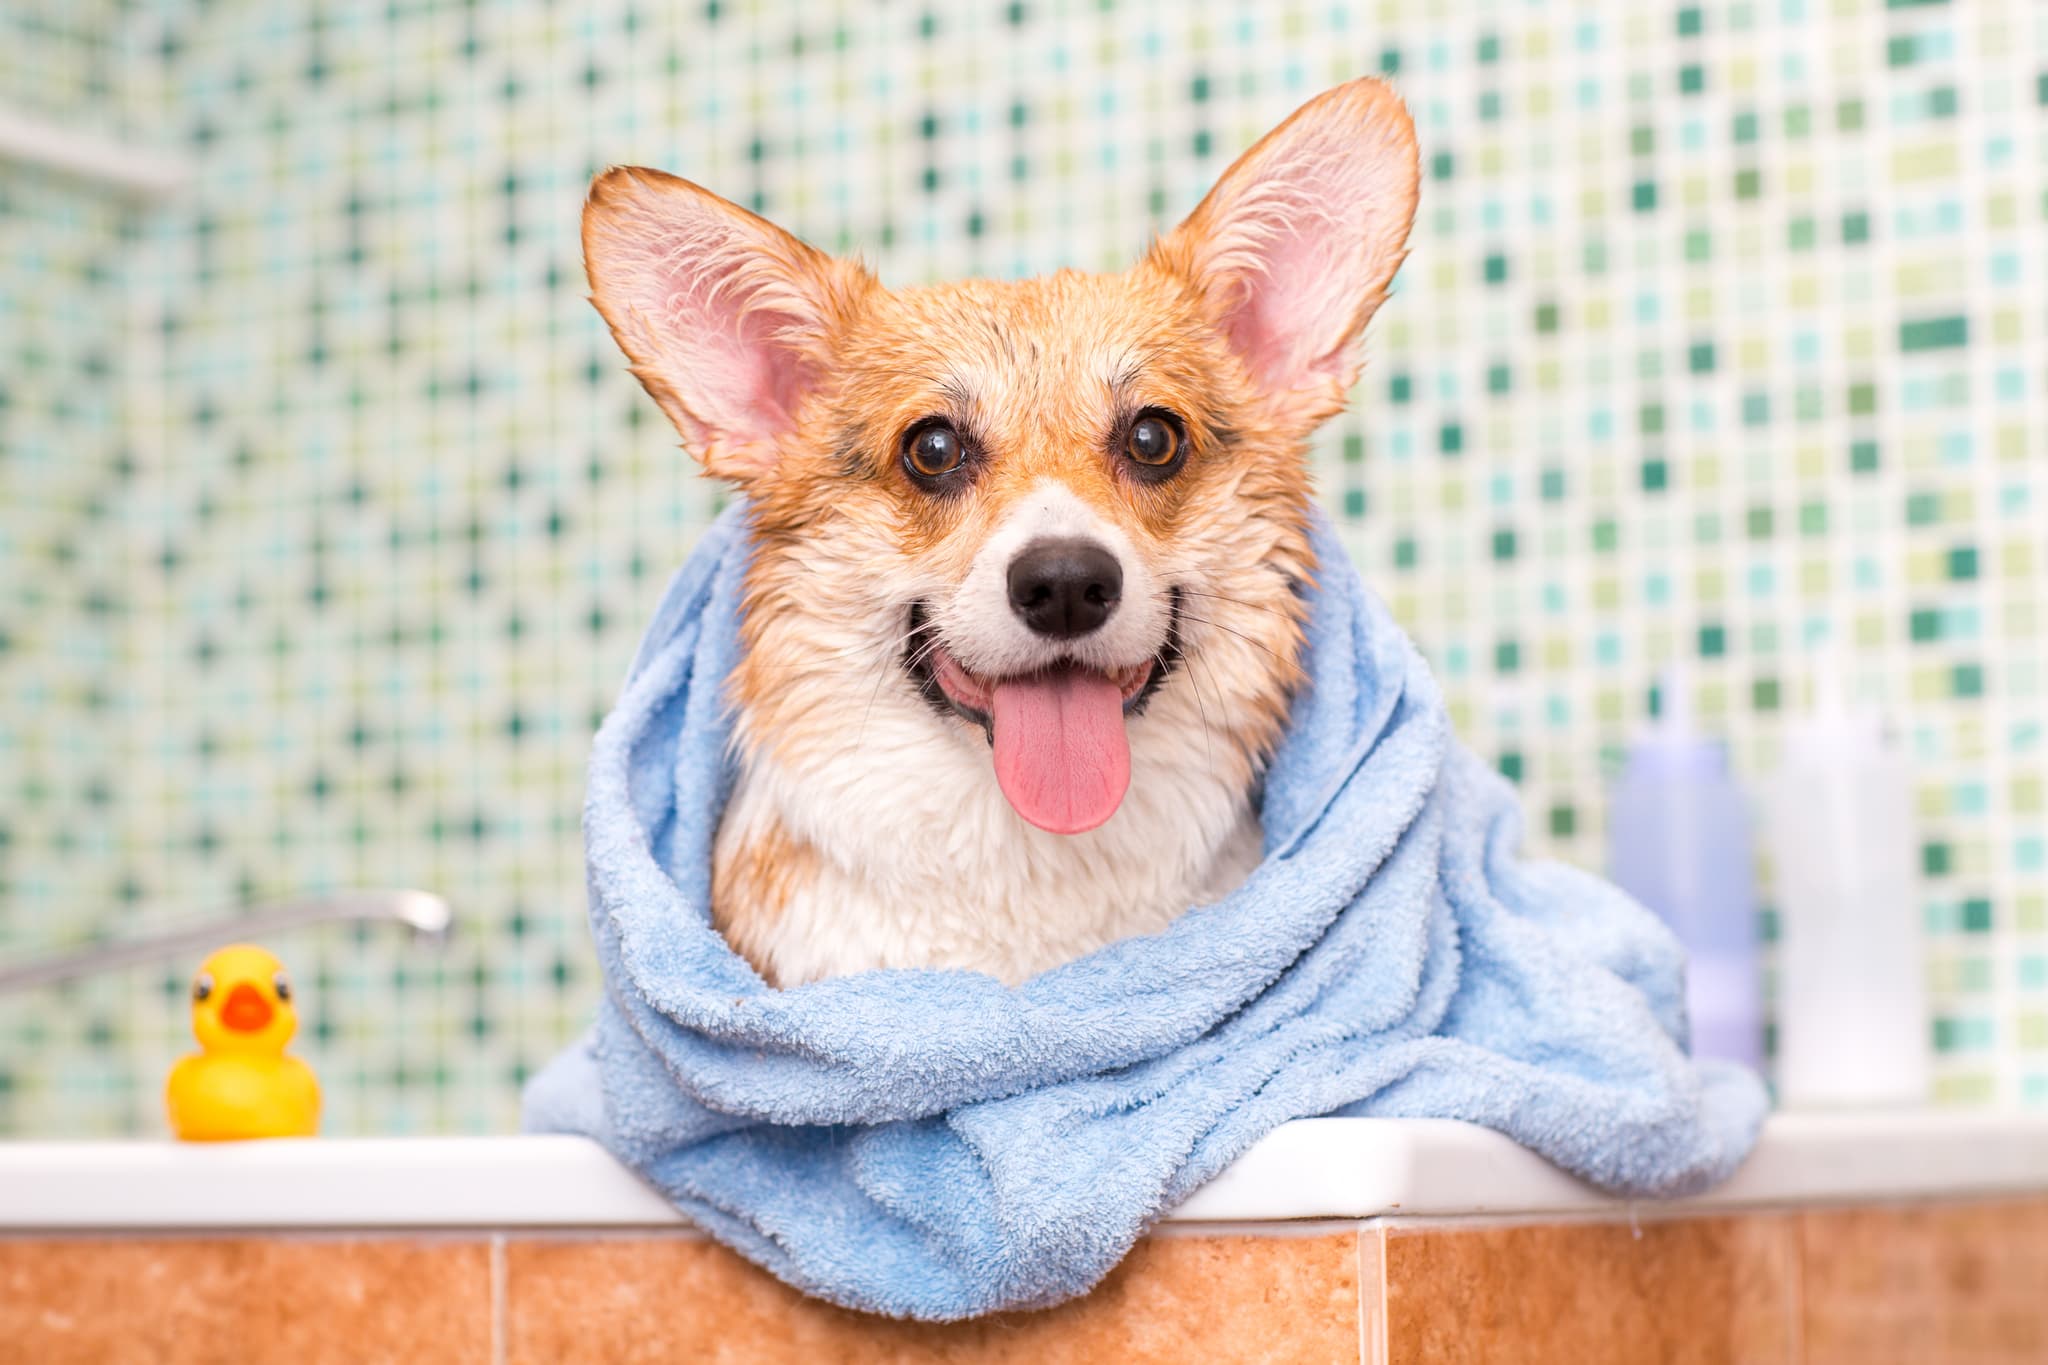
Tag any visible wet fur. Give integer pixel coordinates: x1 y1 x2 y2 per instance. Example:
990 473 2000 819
584 80 1419 985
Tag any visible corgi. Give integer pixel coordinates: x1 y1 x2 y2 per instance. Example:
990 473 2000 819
583 78 1419 986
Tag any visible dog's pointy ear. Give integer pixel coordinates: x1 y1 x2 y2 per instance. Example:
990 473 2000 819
1152 78 1419 421
582 169 872 481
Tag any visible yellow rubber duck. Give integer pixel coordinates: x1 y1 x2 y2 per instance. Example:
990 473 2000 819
165 944 321 1140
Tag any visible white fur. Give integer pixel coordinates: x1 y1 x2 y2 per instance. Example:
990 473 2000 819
716 480 1266 985
717 703 1262 986
936 480 1170 680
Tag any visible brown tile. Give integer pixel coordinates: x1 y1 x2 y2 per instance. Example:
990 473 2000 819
504 1228 1362 1364
1800 1198 2048 1365
0 1236 492 1365
1381 1214 1796 1365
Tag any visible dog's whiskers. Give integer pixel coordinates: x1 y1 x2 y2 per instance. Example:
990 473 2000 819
853 656 897 752
1177 588 1295 622
1170 644 1218 769
739 619 931 673
1172 609 1293 666
855 631 942 751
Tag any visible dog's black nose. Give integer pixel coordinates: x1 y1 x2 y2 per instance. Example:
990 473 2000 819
1007 538 1123 638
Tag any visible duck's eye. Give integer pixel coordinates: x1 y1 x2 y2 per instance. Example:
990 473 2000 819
1124 412 1184 472
902 421 966 481
192 973 214 1003
273 973 292 1002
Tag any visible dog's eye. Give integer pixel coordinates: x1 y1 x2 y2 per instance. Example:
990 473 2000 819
903 422 966 481
1123 412 1185 473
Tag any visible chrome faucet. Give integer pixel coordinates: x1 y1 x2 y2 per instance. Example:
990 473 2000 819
0 889 454 995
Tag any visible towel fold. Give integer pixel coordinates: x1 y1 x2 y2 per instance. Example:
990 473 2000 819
525 502 1767 1320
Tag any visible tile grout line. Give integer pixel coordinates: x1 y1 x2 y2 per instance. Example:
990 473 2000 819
1375 1228 1389 1365
1355 1224 1388 1365
1786 1213 1806 1365
490 1233 507 1365
1355 1227 1365 1364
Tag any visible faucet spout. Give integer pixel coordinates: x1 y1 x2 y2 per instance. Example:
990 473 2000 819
0 889 456 995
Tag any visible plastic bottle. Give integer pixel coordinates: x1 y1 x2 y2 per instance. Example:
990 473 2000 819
1762 667 1929 1108
1608 672 1764 1069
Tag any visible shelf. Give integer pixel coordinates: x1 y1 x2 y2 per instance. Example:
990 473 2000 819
0 102 189 199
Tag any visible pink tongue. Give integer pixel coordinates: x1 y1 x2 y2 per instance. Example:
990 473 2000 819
990 667 1131 835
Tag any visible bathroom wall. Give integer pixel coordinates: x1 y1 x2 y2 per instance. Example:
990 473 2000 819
1 0 2043 1135
0 1 145 1127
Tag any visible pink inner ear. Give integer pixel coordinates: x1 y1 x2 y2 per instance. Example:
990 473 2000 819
1197 101 1416 399
1221 218 1356 392
658 281 814 442
640 257 816 459
590 183 832 470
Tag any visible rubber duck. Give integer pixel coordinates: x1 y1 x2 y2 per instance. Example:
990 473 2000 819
165 944 321 1140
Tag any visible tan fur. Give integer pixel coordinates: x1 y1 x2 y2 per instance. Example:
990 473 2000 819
710 821 820 985
583 79 1419 984
733 268 1313 757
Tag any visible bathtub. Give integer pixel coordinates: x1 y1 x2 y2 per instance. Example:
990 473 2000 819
3 1111 2045 1362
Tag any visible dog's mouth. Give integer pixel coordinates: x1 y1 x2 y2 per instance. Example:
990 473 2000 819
905 596 1179 836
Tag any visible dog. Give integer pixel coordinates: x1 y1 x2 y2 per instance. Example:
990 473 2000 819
582 78 1419 985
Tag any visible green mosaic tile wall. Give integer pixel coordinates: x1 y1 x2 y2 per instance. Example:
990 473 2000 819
0 0 126 137
0 3 142 1131
2 0 2044 1135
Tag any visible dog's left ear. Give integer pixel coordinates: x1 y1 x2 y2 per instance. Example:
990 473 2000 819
1153 78 1419 420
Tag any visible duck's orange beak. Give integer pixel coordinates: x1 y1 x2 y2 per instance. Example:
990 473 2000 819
219 982 274 1033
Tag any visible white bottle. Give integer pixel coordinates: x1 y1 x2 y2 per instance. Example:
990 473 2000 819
1763 669 1929 1108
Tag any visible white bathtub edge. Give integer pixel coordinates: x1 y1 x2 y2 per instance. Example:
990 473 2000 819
1 1111 2043 1230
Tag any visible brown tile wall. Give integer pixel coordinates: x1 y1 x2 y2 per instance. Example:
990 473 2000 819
0 1198 2043 1363
501 1229 1361 1364
1798 1200 2048 1365
1375 1197 2048 1365
1380 1215 1800 1365
0 1237 492 1365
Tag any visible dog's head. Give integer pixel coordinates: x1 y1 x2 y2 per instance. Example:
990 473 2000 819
585 79 1418 836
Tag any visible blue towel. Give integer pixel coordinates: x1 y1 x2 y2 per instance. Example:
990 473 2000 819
525 501 1767 1321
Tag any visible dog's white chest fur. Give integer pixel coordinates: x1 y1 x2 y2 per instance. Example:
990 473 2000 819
713 678 1264 986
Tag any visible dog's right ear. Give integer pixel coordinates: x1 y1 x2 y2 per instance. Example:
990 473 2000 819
582 169 871 481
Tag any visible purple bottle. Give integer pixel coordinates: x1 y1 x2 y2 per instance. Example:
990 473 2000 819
1607 672 1764 1069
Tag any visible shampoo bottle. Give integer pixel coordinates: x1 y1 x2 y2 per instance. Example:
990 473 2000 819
1608 673 1764 1069
1762 669 1929 1108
